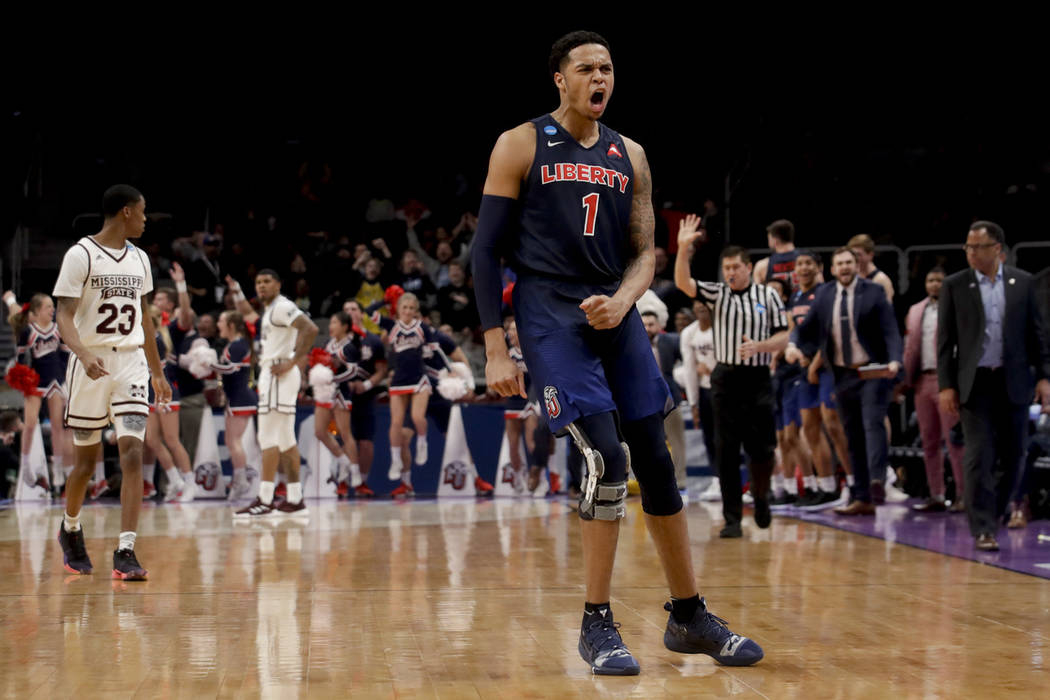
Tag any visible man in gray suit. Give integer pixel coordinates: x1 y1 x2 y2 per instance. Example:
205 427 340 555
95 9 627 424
938 221 1050 551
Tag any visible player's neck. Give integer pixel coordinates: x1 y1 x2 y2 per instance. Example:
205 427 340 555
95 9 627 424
773 242 795 254
799 280 817 293
858 262 874 275
93 222 130 249
551 107 599 146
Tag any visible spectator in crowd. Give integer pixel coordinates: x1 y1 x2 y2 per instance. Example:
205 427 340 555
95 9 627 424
394 250 437 312
437 261 479 332
673 308 693 334
903 267 966 513
353 258 387 334
187 234 226 315
407 219 471 289
196 313 225 354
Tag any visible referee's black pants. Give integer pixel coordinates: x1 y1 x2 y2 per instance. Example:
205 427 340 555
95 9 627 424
711 364 777 527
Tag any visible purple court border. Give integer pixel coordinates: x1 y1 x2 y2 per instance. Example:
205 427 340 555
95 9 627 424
785 499 1050 580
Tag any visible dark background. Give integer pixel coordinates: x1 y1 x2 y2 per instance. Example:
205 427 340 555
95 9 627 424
7 22 1048 264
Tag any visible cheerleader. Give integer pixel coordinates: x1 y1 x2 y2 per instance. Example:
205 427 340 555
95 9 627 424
502 318 549 493
315 312 361 494
143 304 194 501
213 310 259 501
4 291 73 493
374 292 436 496
339 300 386 497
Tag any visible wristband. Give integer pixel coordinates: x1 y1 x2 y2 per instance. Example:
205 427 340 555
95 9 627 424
363 379 373 391
175 281 187 293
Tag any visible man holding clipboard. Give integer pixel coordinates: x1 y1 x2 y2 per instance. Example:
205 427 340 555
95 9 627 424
787 246 901 515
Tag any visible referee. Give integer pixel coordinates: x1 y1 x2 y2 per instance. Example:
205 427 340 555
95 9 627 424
675 214 790 538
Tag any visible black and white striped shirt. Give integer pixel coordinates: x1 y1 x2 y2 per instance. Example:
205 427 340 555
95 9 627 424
694 281 788 367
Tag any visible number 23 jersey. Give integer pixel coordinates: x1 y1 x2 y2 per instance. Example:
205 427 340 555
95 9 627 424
52 236 154 349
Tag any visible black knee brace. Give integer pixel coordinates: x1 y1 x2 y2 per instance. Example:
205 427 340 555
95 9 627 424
622 413 683 516
569 412 628 521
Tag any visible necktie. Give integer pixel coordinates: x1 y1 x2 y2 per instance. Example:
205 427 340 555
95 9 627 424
840 290 853 366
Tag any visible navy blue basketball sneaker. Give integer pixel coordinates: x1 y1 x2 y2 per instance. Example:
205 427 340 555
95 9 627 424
663 598 764 666
578 608 641 675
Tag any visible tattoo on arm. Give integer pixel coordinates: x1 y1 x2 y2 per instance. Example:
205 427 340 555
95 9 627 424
622 146 655 294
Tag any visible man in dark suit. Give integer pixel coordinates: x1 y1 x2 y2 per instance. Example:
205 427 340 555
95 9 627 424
788 247 902 515
937 221 1050 551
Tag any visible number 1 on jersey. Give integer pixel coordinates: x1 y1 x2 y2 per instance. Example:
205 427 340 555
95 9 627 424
581 193 600 237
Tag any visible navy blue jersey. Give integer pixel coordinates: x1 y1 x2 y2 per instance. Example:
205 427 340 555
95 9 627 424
215 337 254 407
376 315 435 387
789 285 820 328
514 114 635 284
337 330 385 401
767 249 800 294
423 329 459 380
17 323 68 387
168 318 204 397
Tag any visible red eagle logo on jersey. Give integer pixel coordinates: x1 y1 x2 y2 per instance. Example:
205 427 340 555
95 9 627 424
607 143 622 158
544 386 561 419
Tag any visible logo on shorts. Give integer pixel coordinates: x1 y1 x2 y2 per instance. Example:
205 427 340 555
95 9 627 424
129 383 148 400
544 385 561 419
443 460 469 490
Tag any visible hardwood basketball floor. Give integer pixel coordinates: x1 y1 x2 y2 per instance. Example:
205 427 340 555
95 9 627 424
1 497 1047 698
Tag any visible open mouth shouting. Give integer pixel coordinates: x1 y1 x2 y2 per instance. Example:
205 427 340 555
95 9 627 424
589 89 606 115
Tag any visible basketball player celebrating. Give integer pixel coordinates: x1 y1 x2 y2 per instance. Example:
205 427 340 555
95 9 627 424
53 184 171 580
234 270 318 518
474 31 763 675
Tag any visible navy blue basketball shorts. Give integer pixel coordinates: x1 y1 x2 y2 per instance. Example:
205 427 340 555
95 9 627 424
513 277 670 434
797 367 836 410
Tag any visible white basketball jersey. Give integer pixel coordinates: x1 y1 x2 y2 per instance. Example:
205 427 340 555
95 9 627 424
52 237 153 350
259 295 303 363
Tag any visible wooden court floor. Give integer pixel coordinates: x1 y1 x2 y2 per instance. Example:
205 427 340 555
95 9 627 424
1 497 1047 699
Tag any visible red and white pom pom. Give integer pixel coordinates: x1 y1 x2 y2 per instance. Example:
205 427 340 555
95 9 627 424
5 363 40 397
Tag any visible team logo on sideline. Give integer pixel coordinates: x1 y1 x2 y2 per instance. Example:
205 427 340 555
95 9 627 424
195 462 221 491
607 143 622 158
544 386 561 419
544 125 557 136
443 461 469 490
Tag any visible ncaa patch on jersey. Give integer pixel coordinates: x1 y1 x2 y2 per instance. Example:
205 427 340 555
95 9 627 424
544 385 561 419
544 125 557 136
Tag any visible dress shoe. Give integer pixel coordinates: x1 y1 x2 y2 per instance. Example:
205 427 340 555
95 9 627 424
947 500 966 513
1007 508 1027 529
911 497 947 513
834 500 876 516
753 496 771 529
719 523 743 538
869 481 886 505
975 533 999 551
